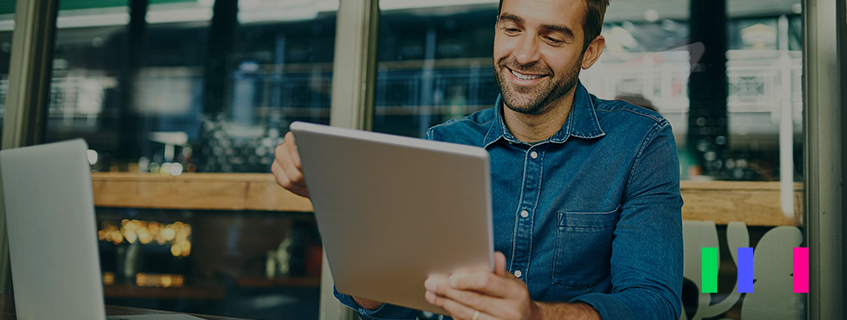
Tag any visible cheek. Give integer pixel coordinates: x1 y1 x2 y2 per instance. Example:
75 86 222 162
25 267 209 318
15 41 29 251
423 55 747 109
544 50 582 73
493 33 520 61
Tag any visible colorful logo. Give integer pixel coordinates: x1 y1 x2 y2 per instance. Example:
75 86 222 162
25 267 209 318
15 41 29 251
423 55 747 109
701 247 808 293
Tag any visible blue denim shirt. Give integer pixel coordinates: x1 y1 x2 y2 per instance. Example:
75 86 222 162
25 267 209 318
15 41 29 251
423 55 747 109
336 82 683 320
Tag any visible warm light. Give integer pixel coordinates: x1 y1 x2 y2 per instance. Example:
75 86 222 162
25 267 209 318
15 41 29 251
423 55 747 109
170 163 184 176
149 222 160 234
161 275 173 287
124 231 137 244
133 273 185 287
99 219 191 256
138 227 152 244
102 272 115 285
162 228 176 241
178 241 191 256
136 273 148 287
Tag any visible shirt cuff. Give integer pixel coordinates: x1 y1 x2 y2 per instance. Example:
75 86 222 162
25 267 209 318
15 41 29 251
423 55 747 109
570 293 636 320
333 286 418 320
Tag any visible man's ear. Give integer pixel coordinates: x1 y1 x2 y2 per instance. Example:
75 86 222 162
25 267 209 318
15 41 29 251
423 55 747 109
581 35 605 69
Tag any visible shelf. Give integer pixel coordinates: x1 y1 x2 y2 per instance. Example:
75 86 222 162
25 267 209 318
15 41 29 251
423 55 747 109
680 181 803 226
92 173 313 212
236 276 322 288
92 173 803 226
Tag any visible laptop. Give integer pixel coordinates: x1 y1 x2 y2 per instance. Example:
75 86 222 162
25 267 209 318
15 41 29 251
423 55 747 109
0 139 202 320
290 122 494 314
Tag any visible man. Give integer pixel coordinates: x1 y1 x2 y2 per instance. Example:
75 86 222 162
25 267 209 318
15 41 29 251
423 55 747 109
272 0 683 319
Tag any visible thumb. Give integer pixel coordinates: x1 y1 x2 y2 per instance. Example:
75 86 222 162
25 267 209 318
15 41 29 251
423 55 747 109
493 251 508 277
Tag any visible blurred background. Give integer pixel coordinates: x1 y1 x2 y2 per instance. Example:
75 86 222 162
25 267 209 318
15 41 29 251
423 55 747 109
0 0 810 319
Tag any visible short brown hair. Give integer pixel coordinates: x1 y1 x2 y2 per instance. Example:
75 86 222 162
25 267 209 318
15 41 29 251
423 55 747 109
498 0 610 51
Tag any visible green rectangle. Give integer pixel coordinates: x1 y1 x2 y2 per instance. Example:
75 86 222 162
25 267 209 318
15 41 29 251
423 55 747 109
701 247 718 293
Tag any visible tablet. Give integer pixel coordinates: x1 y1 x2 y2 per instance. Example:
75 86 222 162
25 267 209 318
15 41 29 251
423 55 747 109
290 121 493 314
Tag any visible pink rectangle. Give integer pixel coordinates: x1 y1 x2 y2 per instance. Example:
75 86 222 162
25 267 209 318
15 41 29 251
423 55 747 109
793 247 809 293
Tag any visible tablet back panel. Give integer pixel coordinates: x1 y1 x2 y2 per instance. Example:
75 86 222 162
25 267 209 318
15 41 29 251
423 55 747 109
291 122 493 314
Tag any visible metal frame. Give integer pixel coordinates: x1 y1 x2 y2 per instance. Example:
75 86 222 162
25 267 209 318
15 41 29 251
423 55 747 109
322 0 380 319
0 0 59 294
329 0 379 132
803 0 845 318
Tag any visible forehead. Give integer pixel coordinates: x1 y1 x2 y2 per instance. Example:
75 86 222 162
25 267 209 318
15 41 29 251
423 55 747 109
499 0 587 33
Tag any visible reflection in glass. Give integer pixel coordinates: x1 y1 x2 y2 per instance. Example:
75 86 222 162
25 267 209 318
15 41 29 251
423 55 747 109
373 0 803 184
0 3 14 139
42 0 337 174
32 1 336 319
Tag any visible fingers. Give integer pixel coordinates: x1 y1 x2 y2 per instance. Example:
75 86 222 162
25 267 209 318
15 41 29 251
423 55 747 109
494 251 508 277
425 291 488 320
272 131 309 198
425 276 516 318
445 270 513 299
426 276 487 307
283 131 302 170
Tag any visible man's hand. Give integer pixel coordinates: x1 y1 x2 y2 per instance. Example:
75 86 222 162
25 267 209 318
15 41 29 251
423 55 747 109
424 252 539 320
271 131 310 198
424 252 600 320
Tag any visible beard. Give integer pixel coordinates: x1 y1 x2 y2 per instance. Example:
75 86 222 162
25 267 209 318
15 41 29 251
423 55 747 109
493 56 582 115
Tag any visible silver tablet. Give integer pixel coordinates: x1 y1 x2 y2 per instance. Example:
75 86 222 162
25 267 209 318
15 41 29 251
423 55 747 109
290 121 493 314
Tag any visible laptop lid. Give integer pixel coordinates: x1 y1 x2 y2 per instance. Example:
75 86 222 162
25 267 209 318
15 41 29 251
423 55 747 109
290 122 493 314
0 139 106 320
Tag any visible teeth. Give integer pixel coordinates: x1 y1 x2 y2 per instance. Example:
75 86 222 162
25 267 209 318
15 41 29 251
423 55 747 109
511 69 543 80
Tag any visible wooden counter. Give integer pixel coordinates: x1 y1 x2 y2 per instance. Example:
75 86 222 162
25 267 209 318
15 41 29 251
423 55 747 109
91 173 804 226
92 173 313 212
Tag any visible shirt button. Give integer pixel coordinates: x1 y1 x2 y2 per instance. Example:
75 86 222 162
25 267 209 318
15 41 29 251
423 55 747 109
514 270 522 278
520 210 529 218
530 151 538 159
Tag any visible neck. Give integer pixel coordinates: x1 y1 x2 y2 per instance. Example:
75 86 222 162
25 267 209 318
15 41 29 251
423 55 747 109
502 89 576 142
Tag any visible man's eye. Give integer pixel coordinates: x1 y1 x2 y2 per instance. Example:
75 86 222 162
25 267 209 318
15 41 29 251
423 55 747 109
504 28 520 34
545 36 564 44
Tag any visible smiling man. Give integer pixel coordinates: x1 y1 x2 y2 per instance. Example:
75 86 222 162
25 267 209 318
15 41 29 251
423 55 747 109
273 0 683 319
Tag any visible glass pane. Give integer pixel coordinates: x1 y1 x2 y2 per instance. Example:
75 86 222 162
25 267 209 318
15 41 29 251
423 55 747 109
47 0 337 174
373 2 499 137
46 0 337 318
373 1 805 319
0 3 14 138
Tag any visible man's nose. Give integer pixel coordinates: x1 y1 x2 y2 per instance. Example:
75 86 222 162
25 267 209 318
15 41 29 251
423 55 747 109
513 35 541 65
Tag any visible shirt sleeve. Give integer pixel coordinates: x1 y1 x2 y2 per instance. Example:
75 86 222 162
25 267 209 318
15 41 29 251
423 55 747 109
571 121 684 320
333 286 420 320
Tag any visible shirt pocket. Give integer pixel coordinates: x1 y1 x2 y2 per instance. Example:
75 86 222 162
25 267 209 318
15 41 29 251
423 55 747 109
552 206 620 289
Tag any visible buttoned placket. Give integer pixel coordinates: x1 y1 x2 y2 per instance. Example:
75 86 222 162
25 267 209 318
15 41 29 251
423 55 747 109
510 143 545 281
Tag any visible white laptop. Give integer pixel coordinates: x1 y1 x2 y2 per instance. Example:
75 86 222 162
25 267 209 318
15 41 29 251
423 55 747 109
0 139 202 320
290 122 494 314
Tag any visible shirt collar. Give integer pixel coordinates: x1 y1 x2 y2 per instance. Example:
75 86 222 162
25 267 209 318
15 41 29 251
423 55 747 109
483 81 606 148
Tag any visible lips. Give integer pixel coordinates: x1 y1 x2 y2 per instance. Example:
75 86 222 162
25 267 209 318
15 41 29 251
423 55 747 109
509 68 546 80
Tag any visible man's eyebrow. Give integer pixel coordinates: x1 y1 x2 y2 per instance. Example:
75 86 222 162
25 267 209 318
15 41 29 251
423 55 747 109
497 13 524 25
497 13 575 40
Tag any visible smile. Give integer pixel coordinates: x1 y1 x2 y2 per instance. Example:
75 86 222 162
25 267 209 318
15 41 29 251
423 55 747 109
509 68 547 81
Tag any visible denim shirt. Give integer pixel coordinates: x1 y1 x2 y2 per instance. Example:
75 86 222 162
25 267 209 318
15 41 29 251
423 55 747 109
336 82 683 320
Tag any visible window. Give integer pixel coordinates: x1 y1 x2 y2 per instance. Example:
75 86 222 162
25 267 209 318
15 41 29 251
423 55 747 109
372 1 806 319
43 0 338 318
0 1 15 138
